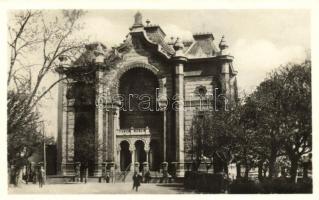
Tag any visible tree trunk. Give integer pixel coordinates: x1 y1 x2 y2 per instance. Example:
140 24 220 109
244 162 249 180
236 163 241 179
303 162 309 179
268 155 276 179
290 157 299 183
213 153 223 173
258 160 264 181
263 166 267 177
244 167 249 180
224 162 229 179
195 157 201 171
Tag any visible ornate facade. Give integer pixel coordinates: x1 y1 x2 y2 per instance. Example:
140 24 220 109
56 12 238 177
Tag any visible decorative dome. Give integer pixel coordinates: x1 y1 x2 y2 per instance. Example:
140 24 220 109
131 11 143 29
173 37 184 51
219 35 229 51
185 32 219 58
219 35 230 56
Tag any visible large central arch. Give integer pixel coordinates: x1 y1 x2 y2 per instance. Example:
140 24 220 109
118 67 161 130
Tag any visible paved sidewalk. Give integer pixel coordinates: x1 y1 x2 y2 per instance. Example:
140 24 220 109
8 182 194 194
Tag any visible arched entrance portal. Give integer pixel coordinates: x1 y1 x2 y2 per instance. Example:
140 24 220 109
117 67 164 172
119 67 161 130
150 140 161 171
74 109 95 176
135 140 146 172
120 141 131 171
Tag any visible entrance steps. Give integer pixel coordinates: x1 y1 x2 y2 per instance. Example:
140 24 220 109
114 171 178 183
46 175 103 184
46 172 182 184
115 171 134 182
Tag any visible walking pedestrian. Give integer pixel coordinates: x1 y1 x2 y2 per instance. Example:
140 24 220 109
38 166 45 188
144 171 151 183
111 167 115 183
132 172 142 192
84 167 88 184
75 164 80 182
105 171 110 183
9 165 17 187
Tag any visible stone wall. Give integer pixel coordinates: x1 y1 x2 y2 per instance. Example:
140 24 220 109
57 29 238 175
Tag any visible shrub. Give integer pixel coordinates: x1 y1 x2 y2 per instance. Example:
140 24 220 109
259 177 312 193
229 179 264 194
184 172 227 193
185 173 312 194
228 178 313 194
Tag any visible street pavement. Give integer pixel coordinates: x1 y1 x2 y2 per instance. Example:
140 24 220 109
8 182 194 194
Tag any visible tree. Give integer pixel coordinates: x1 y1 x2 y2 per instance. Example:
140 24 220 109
189 61 311 183
8 10 86 109
244 61 311 181
190 110 234 173
244 71 293 179
7 10 85 170
278 62 311 182
231 101 260 180
7 90 54 169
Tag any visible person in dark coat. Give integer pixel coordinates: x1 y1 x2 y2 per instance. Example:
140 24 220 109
84 167 88 184
144 171 151 183
132 172 141 191
38 166 45 188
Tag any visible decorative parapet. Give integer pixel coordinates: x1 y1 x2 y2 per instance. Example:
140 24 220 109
117 126 150 136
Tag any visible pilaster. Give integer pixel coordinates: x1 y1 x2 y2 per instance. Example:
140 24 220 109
172 38 187 177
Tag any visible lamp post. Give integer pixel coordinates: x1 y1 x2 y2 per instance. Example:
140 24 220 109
42 122 46 180
191 123 194 162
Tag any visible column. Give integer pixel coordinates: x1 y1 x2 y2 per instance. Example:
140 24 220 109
94 69 104 177
149 149 153 170
174 62 186 177
66 99 75 163
107 104 114 161
146 150 150 162
162 110 167 161
60 101 68 175
111 105 120 165
220 61 231 110
116 146 121 171
158 77 168 162
130 147 135 171
103 110 108 161
66 99 75 162
60 80 76 176
57 75 66 174
172 39 187 177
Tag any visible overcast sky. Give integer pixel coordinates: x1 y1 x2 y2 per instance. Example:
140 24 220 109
79 10 310 90
38 10 310 138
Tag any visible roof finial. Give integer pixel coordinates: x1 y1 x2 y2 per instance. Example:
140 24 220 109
219 35 230 55
219 35 228 50
94 43 106 63
173 37 184 55
133 11 143 27
146 19 150 26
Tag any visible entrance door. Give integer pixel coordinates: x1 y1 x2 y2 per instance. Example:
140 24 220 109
135 140 146 171
150 140 161 171
120 141 131 171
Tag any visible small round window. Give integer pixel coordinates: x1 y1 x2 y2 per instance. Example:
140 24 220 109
196 85 207 97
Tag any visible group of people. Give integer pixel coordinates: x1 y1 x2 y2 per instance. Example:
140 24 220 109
104 171 116 183
9 164 45 188
10 163 151 192
102 169 147 192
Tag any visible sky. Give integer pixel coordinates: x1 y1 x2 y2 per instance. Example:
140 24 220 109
36 10 310 138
